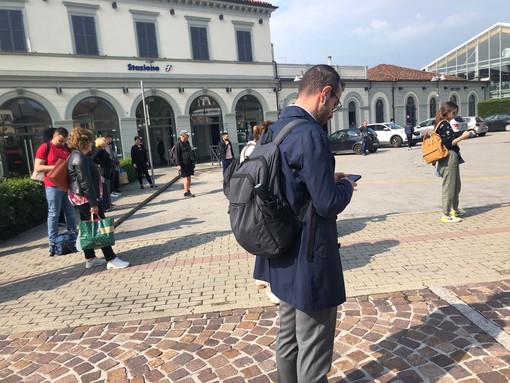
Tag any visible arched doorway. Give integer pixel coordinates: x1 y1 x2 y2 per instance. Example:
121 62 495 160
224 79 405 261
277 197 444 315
429 98 437 118
375 99 384 123
348 101 357 128
405 97 416 124
189 95 223 163
0 98 52 177
72 97 121 155
468 95 476 116
235 95 263 150
135 96 175 166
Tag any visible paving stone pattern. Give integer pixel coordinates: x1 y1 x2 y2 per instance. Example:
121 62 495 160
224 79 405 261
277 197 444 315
0 165 509 382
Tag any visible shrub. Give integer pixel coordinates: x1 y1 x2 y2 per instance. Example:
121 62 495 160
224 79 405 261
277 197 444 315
478 98 510 118
119 157 137 183
0 178 47 242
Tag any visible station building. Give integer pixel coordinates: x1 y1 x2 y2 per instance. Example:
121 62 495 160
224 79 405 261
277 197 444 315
0 0 488 177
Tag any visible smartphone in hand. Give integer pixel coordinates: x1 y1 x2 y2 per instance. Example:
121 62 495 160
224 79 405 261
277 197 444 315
347 174 362 182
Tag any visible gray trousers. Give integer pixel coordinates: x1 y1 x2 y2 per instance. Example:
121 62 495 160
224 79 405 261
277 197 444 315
276 301 337 383
438 151 461 215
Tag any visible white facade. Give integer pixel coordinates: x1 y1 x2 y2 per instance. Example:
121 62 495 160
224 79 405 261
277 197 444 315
0 0 488 178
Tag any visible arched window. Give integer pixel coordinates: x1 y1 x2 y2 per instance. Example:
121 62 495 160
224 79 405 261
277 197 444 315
235 95 263 150
429 98 437 118
375 99 384 123
189 95 223 162
0 98 52 177
135 96 175 166
468 95 476 116
348 101 357 128
405 97 416 124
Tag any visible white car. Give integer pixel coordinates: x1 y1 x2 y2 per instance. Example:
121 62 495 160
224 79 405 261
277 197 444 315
450 116 468 133
366 122 418 147
464 116 488 136
414 118 436 140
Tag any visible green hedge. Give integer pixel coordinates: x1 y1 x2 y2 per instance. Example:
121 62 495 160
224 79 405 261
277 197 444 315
0 178 47 242
478 98 510 118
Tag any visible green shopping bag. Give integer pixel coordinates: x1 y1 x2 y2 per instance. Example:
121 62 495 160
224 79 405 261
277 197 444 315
78 214 115 250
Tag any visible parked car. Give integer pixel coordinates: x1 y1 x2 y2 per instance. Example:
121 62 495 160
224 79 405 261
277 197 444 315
463 116 488 136
414 118 436 140
449 116 468 133
484 114 510 131
328 128 379 155
366 122 419 147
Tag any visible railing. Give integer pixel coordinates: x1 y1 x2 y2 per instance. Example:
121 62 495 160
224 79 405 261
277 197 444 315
209 145 221 166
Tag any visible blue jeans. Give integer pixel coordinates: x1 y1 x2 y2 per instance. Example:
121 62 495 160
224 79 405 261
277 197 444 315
45 186 77 253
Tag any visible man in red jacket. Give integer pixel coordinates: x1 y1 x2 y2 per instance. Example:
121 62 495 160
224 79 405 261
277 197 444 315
34 127 77 255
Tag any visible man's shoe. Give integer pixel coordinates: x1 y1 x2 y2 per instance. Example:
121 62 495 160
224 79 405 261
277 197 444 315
86 257 107 269
255 279 269 289
184 191 195 198
150 184 157 188
450 209 466 217
441 214 462 223
265 286 280 305
140 185 144 189
111 192 120 198
107 257 129 270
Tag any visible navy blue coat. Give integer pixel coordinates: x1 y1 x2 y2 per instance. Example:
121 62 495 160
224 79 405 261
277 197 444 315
253 105 353 311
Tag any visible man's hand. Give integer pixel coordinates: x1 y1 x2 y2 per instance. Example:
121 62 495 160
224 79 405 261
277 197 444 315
133 164 137 169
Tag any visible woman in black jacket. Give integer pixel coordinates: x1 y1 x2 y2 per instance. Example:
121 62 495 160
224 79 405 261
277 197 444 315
435 102 471 223
67 127 129 270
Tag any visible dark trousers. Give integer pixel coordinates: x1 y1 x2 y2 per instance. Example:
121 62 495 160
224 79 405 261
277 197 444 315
77 203 115 261
222 157 234 173
135 163 153 186
407 134 413 148
111 169 120 193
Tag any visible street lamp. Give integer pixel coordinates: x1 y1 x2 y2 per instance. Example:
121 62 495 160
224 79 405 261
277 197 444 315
431 75 446 105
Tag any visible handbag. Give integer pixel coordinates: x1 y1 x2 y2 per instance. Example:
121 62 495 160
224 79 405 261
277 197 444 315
78 213 115 250
31 169 45 182
422 121 449 165
47 157 69 192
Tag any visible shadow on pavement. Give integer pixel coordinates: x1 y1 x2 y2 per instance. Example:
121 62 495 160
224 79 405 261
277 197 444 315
332 290 510 382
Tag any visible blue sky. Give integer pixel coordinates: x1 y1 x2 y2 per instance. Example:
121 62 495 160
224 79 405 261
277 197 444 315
269 0 510 70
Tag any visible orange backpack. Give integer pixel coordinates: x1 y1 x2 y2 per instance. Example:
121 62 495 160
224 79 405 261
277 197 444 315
422 120 449 165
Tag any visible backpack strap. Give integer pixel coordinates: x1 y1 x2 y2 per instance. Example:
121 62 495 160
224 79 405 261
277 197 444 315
434 119 447 134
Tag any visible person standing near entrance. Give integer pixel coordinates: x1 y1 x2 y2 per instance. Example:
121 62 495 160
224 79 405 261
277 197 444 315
157 138 167 166
404 119 414 150
131 136 154 189
359 120 369 155
218 131 235 173
34 127 77 256
175 130 195 197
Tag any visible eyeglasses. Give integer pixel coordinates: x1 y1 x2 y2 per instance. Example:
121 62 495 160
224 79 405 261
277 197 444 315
330 90 342 113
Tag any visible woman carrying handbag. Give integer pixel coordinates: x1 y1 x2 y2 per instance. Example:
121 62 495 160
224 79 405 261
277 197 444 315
67 127 129 270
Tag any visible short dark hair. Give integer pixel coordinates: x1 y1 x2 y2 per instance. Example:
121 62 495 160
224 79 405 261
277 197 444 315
54 127 68 138
298 65 343 97
134 136 141 141
105 134 113 139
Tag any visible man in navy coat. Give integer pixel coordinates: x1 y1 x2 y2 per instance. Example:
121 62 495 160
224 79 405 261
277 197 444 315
253 64 356 382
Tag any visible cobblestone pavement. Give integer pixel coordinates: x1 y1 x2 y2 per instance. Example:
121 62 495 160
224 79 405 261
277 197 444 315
1 141 510 382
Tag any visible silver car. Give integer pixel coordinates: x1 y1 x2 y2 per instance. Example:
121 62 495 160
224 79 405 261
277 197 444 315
414 118 436 140
450 116 468 133
464 116 488 136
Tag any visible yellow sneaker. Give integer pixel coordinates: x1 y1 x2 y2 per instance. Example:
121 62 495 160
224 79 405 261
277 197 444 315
450 209 466 217
441 214 462 223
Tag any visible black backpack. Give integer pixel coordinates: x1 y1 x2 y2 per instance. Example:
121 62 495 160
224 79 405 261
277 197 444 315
225 119 308 258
